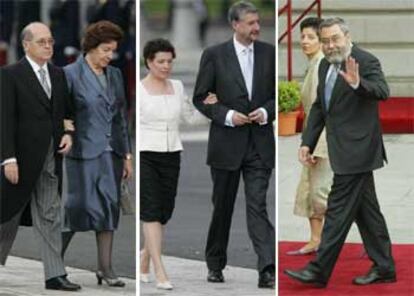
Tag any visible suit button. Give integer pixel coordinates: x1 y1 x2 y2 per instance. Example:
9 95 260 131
106 133 111 137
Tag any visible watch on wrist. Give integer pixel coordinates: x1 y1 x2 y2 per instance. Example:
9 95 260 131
125 154 133 160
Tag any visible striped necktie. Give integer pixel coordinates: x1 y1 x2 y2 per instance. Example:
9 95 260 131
38 68 51 99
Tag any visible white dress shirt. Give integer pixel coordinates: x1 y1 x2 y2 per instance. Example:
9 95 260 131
26 55 52 95
224 36 268 127
234 35 254 99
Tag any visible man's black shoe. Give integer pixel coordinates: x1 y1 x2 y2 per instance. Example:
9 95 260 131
207 270 224 283
353 268 396 285
284 268 326 288
258 269 275 289
45 276 81 291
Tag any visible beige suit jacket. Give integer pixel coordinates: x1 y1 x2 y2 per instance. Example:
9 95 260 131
301 51 328 158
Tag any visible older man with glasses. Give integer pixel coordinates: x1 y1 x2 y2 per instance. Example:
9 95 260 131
0 22 80 291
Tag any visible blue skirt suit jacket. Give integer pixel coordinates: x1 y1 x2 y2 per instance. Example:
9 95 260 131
63 55 131 231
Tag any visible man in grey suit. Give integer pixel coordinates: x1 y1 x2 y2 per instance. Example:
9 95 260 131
193 1 275 289
0 22 80 291
284 17 396 288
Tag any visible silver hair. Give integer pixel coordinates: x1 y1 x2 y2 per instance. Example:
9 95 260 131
227 1 258 24
319 17 350 35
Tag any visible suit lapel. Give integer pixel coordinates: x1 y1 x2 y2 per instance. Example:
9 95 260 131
20 58 51 111
252 42 262 100
224 40 248 95
319 59 330 113
327 60 348 113
78 56 112 104
48 63 58 101
105 67 116 104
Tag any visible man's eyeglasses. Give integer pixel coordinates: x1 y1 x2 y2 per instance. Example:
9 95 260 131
321 35 344 46
33 38 55 47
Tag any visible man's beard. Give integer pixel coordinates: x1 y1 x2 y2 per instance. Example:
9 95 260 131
325 45 349 64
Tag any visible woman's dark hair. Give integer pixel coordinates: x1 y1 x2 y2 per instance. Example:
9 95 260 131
82 20 124 53
300 17 323 38
143 38 176 69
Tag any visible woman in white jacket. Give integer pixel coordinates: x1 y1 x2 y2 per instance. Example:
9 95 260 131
139 38 216 290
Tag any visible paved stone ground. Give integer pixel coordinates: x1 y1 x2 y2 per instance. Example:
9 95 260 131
0 256 136 296
140 256 274 296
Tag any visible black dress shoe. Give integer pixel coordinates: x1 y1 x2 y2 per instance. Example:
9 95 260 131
258 269 275 289
207 270 224 283
284 268 326 288
353 268 396 285
45 276 81 291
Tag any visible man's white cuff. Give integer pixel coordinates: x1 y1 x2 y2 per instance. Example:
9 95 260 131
2 158 17 166
225 110 235 127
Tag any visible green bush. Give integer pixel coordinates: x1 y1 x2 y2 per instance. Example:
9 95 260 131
278 80 301 113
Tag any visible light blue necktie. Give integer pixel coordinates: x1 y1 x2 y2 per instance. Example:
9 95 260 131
324 65 338 109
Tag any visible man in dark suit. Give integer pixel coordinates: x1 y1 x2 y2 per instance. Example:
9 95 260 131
284 17 396 287
193 1 275 289
0 22 80 291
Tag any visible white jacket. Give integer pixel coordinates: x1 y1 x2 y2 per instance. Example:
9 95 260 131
139 79 208 152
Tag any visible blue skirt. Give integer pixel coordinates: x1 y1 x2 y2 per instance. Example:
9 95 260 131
64 152 123 231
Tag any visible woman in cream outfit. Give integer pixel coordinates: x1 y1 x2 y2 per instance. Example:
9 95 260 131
139 38 216 289
287 17 333 255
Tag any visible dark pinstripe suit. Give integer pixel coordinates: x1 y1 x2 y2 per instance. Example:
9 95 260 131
0 57 72 280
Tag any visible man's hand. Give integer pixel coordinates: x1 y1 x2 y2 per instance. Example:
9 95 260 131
248 108 265 124
232 111 251 126
339 56 360 86
298 146 317 166
4 162 19 184
64 119 75 132
58 134 73 154
123 158 133 179
203 92 218 105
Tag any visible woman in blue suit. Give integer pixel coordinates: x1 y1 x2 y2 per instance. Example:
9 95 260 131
61 20 132 287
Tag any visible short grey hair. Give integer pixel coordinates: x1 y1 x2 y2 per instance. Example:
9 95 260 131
228 1 258 24
319 17 350 35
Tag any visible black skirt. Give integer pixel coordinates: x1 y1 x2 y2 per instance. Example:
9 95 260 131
140 151 180 225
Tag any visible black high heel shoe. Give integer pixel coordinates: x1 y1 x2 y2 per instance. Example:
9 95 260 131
96 271 126 287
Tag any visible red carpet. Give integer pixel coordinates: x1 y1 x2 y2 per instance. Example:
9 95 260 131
296 97 414 134
279 241 414 296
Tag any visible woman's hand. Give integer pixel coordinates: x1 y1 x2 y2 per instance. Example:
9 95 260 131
123 155 133 179
203 92 218 105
